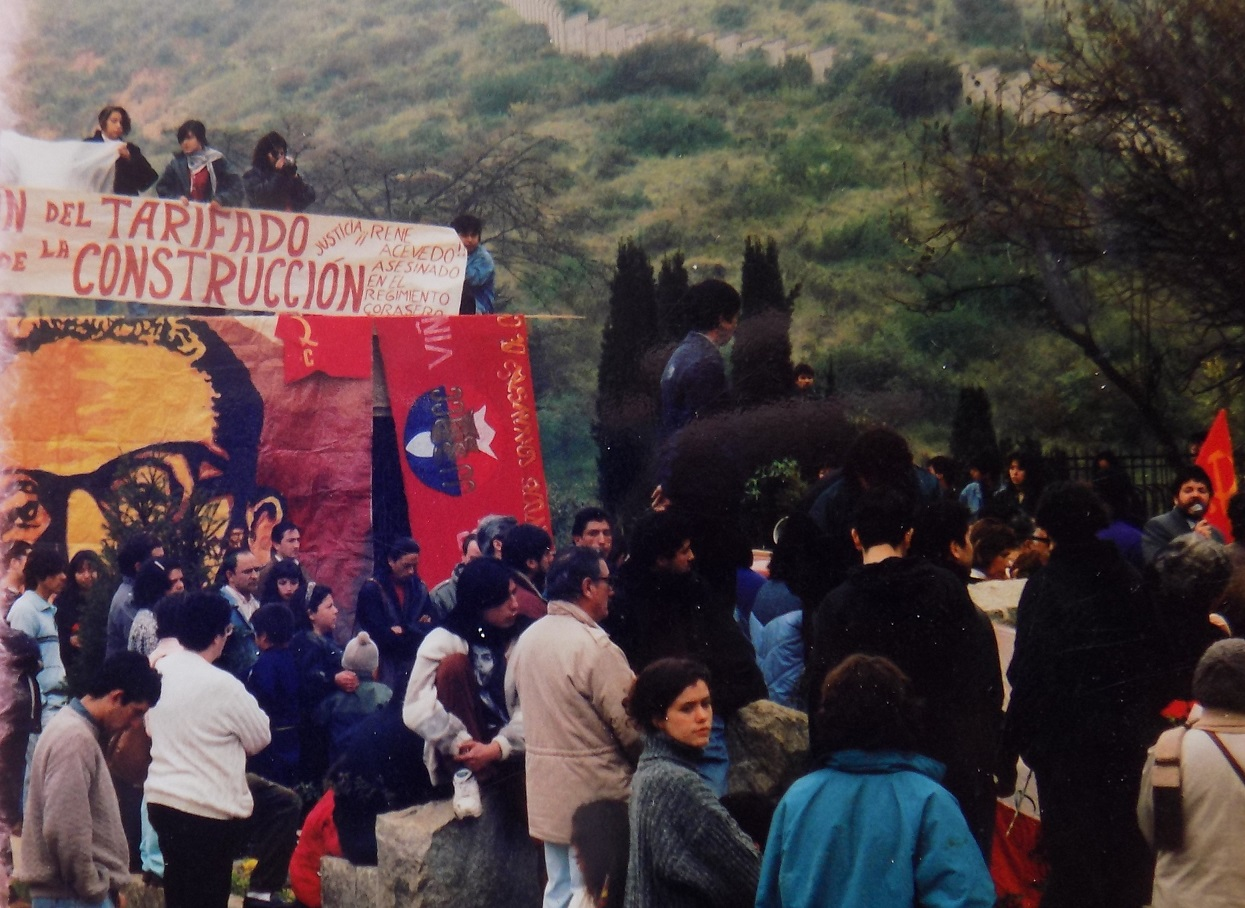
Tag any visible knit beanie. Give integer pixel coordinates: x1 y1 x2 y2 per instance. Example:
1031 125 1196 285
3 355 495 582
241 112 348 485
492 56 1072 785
1193 638 1245 713
343 631 380 675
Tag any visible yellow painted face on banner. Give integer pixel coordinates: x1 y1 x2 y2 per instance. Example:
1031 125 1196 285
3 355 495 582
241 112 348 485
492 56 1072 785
0 318 263 556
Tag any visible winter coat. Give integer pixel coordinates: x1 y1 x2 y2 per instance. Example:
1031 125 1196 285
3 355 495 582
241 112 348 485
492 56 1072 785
505 599 641 843
808 557 1003 850
84 132 158 195
0 620 41 824
1005 538 1166 776
625 731 759 908
612 563 766 718
355 572 440 693
749 579 804 710
155 148 244 206
245 646 301 786
401 627 524 785
756 750 996 908
243 164 316 211
1138 709 1245 908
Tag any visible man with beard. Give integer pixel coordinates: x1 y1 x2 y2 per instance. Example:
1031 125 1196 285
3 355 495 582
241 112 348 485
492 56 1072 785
500 524 554 622
1142 466 1224 564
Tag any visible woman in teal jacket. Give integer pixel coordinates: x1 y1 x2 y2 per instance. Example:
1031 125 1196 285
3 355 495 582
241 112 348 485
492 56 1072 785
756 654 995 908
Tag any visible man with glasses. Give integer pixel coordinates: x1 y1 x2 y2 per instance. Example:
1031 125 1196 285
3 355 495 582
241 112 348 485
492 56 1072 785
505 547 640 908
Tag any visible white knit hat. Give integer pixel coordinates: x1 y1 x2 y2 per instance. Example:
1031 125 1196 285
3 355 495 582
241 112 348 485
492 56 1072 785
342 631 380 675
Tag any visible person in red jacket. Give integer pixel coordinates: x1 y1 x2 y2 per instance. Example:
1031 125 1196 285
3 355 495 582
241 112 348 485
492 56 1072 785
289 789 342 908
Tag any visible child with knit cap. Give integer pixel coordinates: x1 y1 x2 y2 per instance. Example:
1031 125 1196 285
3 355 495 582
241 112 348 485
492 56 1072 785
314 632 392 763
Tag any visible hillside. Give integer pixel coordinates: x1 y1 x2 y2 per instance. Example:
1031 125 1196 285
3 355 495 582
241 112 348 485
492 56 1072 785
11 0 1177 518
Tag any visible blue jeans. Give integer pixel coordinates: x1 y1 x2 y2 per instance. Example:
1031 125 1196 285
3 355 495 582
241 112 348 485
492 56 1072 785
542 841 584 908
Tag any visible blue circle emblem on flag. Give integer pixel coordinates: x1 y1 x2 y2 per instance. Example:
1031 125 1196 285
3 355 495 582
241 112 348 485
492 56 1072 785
403 385 499 497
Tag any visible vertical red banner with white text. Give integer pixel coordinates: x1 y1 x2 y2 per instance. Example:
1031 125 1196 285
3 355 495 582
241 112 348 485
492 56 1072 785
375 315 550 585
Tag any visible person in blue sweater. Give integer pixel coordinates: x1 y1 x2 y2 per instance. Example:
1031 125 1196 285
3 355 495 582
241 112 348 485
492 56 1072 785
756 653 995 908
246 603 300 786
451 214 496 314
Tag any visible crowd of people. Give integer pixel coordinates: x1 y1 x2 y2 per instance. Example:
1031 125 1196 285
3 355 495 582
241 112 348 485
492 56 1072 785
0 239 1242 908
2 422 1243 908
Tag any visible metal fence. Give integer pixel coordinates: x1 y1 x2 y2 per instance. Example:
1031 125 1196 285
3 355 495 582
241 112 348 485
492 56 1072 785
1048 451 1177 519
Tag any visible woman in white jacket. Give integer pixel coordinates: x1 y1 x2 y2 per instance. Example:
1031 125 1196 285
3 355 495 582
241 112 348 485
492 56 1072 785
145 591 271 908
402 558 524 784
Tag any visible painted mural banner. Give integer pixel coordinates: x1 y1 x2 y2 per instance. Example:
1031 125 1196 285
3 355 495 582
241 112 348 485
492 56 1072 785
0 316 374 599
376 314 551 585
0 184 465 315
0 314 552 610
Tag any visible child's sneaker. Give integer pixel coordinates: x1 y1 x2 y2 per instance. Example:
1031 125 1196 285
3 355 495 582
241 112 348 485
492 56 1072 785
453 768 482 819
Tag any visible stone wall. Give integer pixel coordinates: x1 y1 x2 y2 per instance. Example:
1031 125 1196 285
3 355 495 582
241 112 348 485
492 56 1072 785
499 0 837 81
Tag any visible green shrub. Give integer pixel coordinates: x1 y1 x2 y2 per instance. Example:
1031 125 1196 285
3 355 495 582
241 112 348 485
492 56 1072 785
773 134 865 197
712 2 752 31
600 39 720 98
615 102 731 157
468 58 595 114
710 54 784 95
805 216 900 263
952 0 1023 46
778 56 814 89
853 55 963 120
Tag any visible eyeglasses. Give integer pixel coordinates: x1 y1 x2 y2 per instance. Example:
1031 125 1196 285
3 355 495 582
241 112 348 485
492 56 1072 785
593 575 616 589
1029 535 1052 546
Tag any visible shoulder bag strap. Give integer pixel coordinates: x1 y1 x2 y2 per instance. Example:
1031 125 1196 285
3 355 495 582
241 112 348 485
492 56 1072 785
1204 730 1245 787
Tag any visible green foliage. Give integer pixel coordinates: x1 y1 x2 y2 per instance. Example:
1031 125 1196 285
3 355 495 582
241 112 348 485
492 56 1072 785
805 215 904 263
778 56 814 89
559 0 599 15
596 240 660 513
614 102 732 157
657 252 691 343
952 0 1024 46
600 38 720 97
468 57 596 115
712 3 752 31
773 133 867 198
854 55 963 120
741 458 807 548
733 237 797 405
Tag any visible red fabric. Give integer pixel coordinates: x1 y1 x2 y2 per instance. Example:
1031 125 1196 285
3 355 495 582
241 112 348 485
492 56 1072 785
990 801 1046 908
435 652 486 744
276 315 373 383
189 166 210 202
289 789 342 908
213 319 372 624
1196 409 1238 543
374 316 551 585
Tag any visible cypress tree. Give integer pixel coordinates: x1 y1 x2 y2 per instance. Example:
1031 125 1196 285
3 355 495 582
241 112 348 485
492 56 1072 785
595 239 659 514
656 251 690 344
732 236 798 405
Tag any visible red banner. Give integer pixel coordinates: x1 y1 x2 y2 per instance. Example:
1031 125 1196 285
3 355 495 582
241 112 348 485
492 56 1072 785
1196 409 1238 543
375 315 550 585
276 314 373 382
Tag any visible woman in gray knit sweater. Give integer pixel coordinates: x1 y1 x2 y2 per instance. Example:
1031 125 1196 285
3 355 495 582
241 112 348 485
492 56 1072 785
624 658 760 908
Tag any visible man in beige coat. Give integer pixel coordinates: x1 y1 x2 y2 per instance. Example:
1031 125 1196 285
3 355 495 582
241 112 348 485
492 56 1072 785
506 546 642 908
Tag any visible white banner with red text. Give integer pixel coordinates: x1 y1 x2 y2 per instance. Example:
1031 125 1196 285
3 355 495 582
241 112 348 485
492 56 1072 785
0 184 465 316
